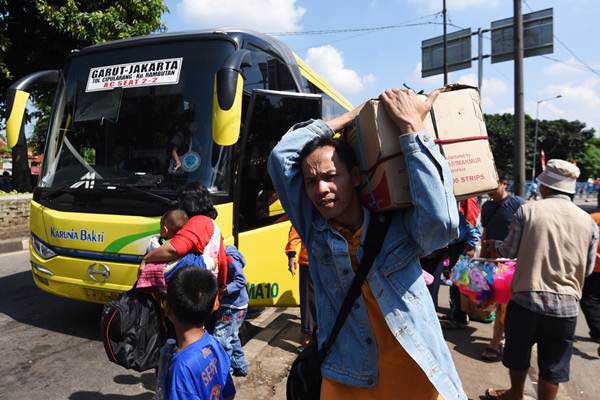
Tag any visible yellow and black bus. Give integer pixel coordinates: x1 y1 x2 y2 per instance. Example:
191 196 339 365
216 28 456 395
5 29 352 306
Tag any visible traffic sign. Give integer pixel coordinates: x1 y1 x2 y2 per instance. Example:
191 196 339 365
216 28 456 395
491 8 553 64
421 28 472 78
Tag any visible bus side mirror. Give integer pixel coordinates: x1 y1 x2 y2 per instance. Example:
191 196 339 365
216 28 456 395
212 50 252 146
5 70 60 148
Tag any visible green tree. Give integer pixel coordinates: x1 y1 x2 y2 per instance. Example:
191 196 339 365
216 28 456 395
485 113 595 181
577 138 600 180
0 0 168 192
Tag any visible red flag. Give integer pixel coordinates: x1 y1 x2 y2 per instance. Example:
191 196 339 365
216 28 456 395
540 149 546 170
459 197 480 227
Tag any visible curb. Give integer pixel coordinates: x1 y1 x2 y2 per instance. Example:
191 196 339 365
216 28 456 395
0 237 29 255
243 307 299 361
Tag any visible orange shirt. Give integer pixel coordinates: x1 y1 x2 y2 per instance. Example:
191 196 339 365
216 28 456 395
321 222 440 400
285 226 309 265
592 213 600 273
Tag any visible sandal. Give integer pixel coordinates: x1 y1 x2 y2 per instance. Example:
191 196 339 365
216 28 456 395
481 346 504 362
485 388 509 399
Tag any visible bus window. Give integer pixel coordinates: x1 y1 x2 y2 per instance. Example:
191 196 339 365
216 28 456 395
244 49 269 92
237 90 322 232
244 45 297 93
306 81 347 120
273 59 297 92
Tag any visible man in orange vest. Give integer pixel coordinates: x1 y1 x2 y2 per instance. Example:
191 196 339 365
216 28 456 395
286 226 316 347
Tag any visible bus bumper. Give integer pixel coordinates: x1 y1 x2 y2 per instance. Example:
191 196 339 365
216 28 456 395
29 245 138 304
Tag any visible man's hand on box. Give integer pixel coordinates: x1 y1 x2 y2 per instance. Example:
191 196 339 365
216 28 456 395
379 89 439 135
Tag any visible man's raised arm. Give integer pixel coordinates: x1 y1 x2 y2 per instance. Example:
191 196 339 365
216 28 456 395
380 89 459 255
267 106 363 242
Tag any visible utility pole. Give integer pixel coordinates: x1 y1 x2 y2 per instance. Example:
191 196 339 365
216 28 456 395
443 0 448 85
477 27 483 93
513 0 525 196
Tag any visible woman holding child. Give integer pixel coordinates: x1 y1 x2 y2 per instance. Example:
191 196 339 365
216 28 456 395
142 183 249 381
142 183 228 292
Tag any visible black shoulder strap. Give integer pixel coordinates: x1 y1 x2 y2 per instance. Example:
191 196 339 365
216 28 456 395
319 212 391 361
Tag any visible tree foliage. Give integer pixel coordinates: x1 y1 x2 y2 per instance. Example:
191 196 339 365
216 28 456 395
0 0 167 191
577 138 600 180
485 113 596 180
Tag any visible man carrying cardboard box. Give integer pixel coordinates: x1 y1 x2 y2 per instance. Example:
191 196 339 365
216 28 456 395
268 89 466 399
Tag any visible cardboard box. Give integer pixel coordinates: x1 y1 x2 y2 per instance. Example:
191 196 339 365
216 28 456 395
346 84 498 211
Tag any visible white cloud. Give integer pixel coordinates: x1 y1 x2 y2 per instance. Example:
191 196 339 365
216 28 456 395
543 57 591 78
363 73 377 85
409 61 442 89
305 45 376 95
538 78 600 132
176 0 306 32
406 0 498 12
457 73 509 112
410 61 424 82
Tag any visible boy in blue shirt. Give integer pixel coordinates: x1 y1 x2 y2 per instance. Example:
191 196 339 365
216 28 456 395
165 266 236 400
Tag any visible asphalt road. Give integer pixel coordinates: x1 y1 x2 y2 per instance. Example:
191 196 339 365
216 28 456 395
0 250 153 400
2 249 599 400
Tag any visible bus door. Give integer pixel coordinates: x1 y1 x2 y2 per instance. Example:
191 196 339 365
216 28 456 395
235 89 321 307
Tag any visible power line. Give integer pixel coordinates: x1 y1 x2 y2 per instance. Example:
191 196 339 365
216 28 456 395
297 30 382 52
552 36 600 77
540 55 600 77
268 21 444 36
522 0 600 77
448 17 598 82
541 55 593 72
267 12 442 36
445 15 537 103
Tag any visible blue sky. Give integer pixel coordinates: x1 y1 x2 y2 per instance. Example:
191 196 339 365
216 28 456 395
162 0 600 133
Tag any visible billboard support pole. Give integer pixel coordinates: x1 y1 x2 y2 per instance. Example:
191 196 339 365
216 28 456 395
478 27 484 94
443 0 448 85
514 0 525 196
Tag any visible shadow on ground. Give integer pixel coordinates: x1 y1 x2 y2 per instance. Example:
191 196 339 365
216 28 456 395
441 325 491 361
114 372 155 391
0 270 103 340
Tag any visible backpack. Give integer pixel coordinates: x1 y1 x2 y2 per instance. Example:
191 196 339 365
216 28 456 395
100 291 166 372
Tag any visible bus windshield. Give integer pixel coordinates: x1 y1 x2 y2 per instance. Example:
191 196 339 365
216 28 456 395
39 39 236 214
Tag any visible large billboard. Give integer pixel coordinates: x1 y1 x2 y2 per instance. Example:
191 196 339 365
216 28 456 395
421 28 472 78
491 8 553 64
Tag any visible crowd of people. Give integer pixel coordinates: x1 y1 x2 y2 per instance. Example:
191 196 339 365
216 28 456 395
124 88 599 400
268 88 599 400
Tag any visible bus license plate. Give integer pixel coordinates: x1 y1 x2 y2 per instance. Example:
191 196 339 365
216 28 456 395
84 288 118 302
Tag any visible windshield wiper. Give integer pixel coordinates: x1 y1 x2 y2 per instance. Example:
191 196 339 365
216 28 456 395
110 185 178 207
39 180 90 200
39 180 177 207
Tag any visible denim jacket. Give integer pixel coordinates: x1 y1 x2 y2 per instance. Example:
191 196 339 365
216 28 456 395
268 120 466 399
221 245 249 309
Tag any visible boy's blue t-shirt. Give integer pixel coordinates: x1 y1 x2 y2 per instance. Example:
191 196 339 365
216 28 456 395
168 332 236 400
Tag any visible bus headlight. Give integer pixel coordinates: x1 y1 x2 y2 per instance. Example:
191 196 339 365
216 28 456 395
32 235 57 259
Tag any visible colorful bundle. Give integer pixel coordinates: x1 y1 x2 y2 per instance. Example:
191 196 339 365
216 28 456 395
451 256 516 306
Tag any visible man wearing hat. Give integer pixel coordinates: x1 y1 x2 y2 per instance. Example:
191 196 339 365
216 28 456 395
486 159 599 400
